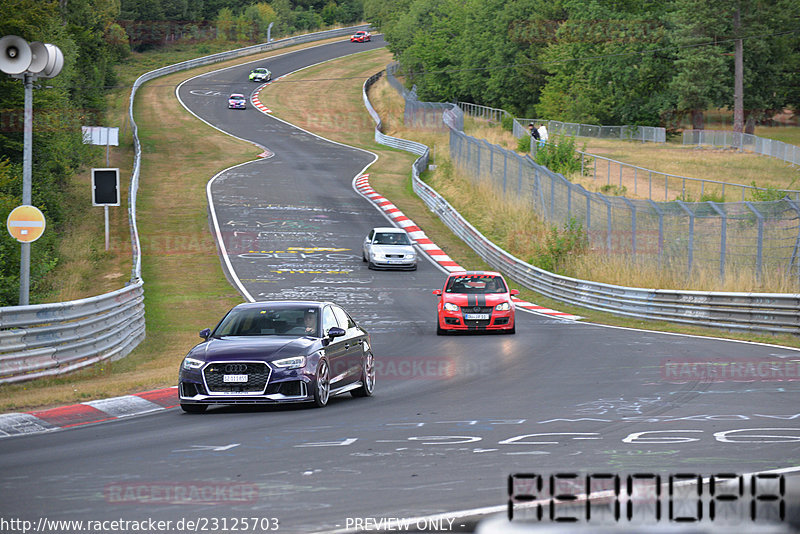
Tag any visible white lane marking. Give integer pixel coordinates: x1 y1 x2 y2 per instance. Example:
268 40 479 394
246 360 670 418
173 443 241 452
295 438 358 447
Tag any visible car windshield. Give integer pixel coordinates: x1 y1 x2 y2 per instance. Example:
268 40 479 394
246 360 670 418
373 232 410 245
445 275 507 294
254 69 266 73
230 96 244 100
213 306 319 337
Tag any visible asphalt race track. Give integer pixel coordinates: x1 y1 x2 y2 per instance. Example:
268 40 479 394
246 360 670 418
1 37 799 533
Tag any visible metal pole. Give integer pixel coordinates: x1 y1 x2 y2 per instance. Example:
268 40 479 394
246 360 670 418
19 73 33 306
105 205 110 251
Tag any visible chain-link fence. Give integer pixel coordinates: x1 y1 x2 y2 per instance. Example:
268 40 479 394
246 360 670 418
450 129 800 282
384 64 800 285
683 129 800 166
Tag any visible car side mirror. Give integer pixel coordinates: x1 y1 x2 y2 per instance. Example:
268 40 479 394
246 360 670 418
199 328 211 340
327 327 346 339
432 289 442 296
510 289 520 296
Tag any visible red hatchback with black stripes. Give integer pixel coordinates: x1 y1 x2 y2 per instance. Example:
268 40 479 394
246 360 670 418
433 271 519 335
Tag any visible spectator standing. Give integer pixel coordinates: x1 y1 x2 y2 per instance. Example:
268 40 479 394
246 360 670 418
537 124 548 148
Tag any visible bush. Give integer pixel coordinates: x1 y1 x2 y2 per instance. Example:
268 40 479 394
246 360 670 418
534 134 585 176
517 134 531 153
599 184 628 196
749 181 789 202
501 114 514 132
530 217 588 274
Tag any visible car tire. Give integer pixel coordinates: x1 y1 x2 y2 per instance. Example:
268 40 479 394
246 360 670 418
367 260 375 270
312 359 330 408
352 351 375 398
436 323 447 335
180 403 207 414
362 251 367 262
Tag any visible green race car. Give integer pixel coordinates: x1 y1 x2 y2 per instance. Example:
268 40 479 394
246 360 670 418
249 67 272 82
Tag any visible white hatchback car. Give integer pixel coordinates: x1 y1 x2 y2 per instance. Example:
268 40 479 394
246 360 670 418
362 227 417 270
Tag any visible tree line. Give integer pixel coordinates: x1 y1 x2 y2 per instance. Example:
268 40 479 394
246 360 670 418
366 0 799 130
0 0 365 306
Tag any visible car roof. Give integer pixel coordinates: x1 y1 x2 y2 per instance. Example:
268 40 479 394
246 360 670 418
231 301 335 311
371 227 407 233
447 271 502 277
254 67 268 71
230 93 245 98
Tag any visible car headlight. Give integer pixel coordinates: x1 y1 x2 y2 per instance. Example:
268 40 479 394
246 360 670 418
182 357 204 370
443 302 459 312
496 302 512 311
273 356 306 369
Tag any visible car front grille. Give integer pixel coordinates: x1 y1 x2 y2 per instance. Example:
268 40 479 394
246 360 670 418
203 362 270 394
459 306 494 314
464 319 492 328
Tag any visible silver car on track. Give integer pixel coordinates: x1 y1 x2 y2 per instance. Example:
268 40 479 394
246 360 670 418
362 227 417 270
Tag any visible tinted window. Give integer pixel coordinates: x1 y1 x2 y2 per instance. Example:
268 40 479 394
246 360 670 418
214 306 319 336
445 275 507 294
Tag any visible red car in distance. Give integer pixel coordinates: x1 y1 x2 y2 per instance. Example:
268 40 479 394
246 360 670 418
433 271 519 335
351 31 371 43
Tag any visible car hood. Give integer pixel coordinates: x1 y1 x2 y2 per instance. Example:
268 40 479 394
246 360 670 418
442 293 511 307
371 244 415 255
187 336 317 362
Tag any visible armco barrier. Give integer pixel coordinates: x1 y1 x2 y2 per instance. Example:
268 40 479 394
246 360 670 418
0 26 370 384
365 69 800 335
0 282 145 383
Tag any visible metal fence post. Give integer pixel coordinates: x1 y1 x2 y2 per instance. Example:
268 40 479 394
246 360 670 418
676 200 695 277
503 149 507 194
745 202 764 282
622 197 636 255
707 201 728 280
647 200 664 268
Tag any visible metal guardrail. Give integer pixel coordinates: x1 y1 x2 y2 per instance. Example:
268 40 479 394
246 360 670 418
0 26 371 384
0 282 145 383
367 68 800 335
683 129 800 166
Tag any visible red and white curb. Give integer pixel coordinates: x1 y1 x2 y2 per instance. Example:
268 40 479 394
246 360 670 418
353 174 582 321
0 387 178 438
251 81 272 114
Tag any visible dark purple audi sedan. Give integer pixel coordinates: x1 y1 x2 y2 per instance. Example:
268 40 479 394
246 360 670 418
178 301 375 413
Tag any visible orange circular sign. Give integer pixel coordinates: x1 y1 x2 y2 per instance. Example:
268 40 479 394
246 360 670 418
7 205 46 243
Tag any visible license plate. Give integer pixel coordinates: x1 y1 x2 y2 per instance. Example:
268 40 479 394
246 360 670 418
388 259 406 264
223 374 248 383
464 313 490 320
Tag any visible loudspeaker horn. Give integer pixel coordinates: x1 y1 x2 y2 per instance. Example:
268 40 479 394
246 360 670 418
0 35 32 75
40 43 63 78
27 41 48 74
